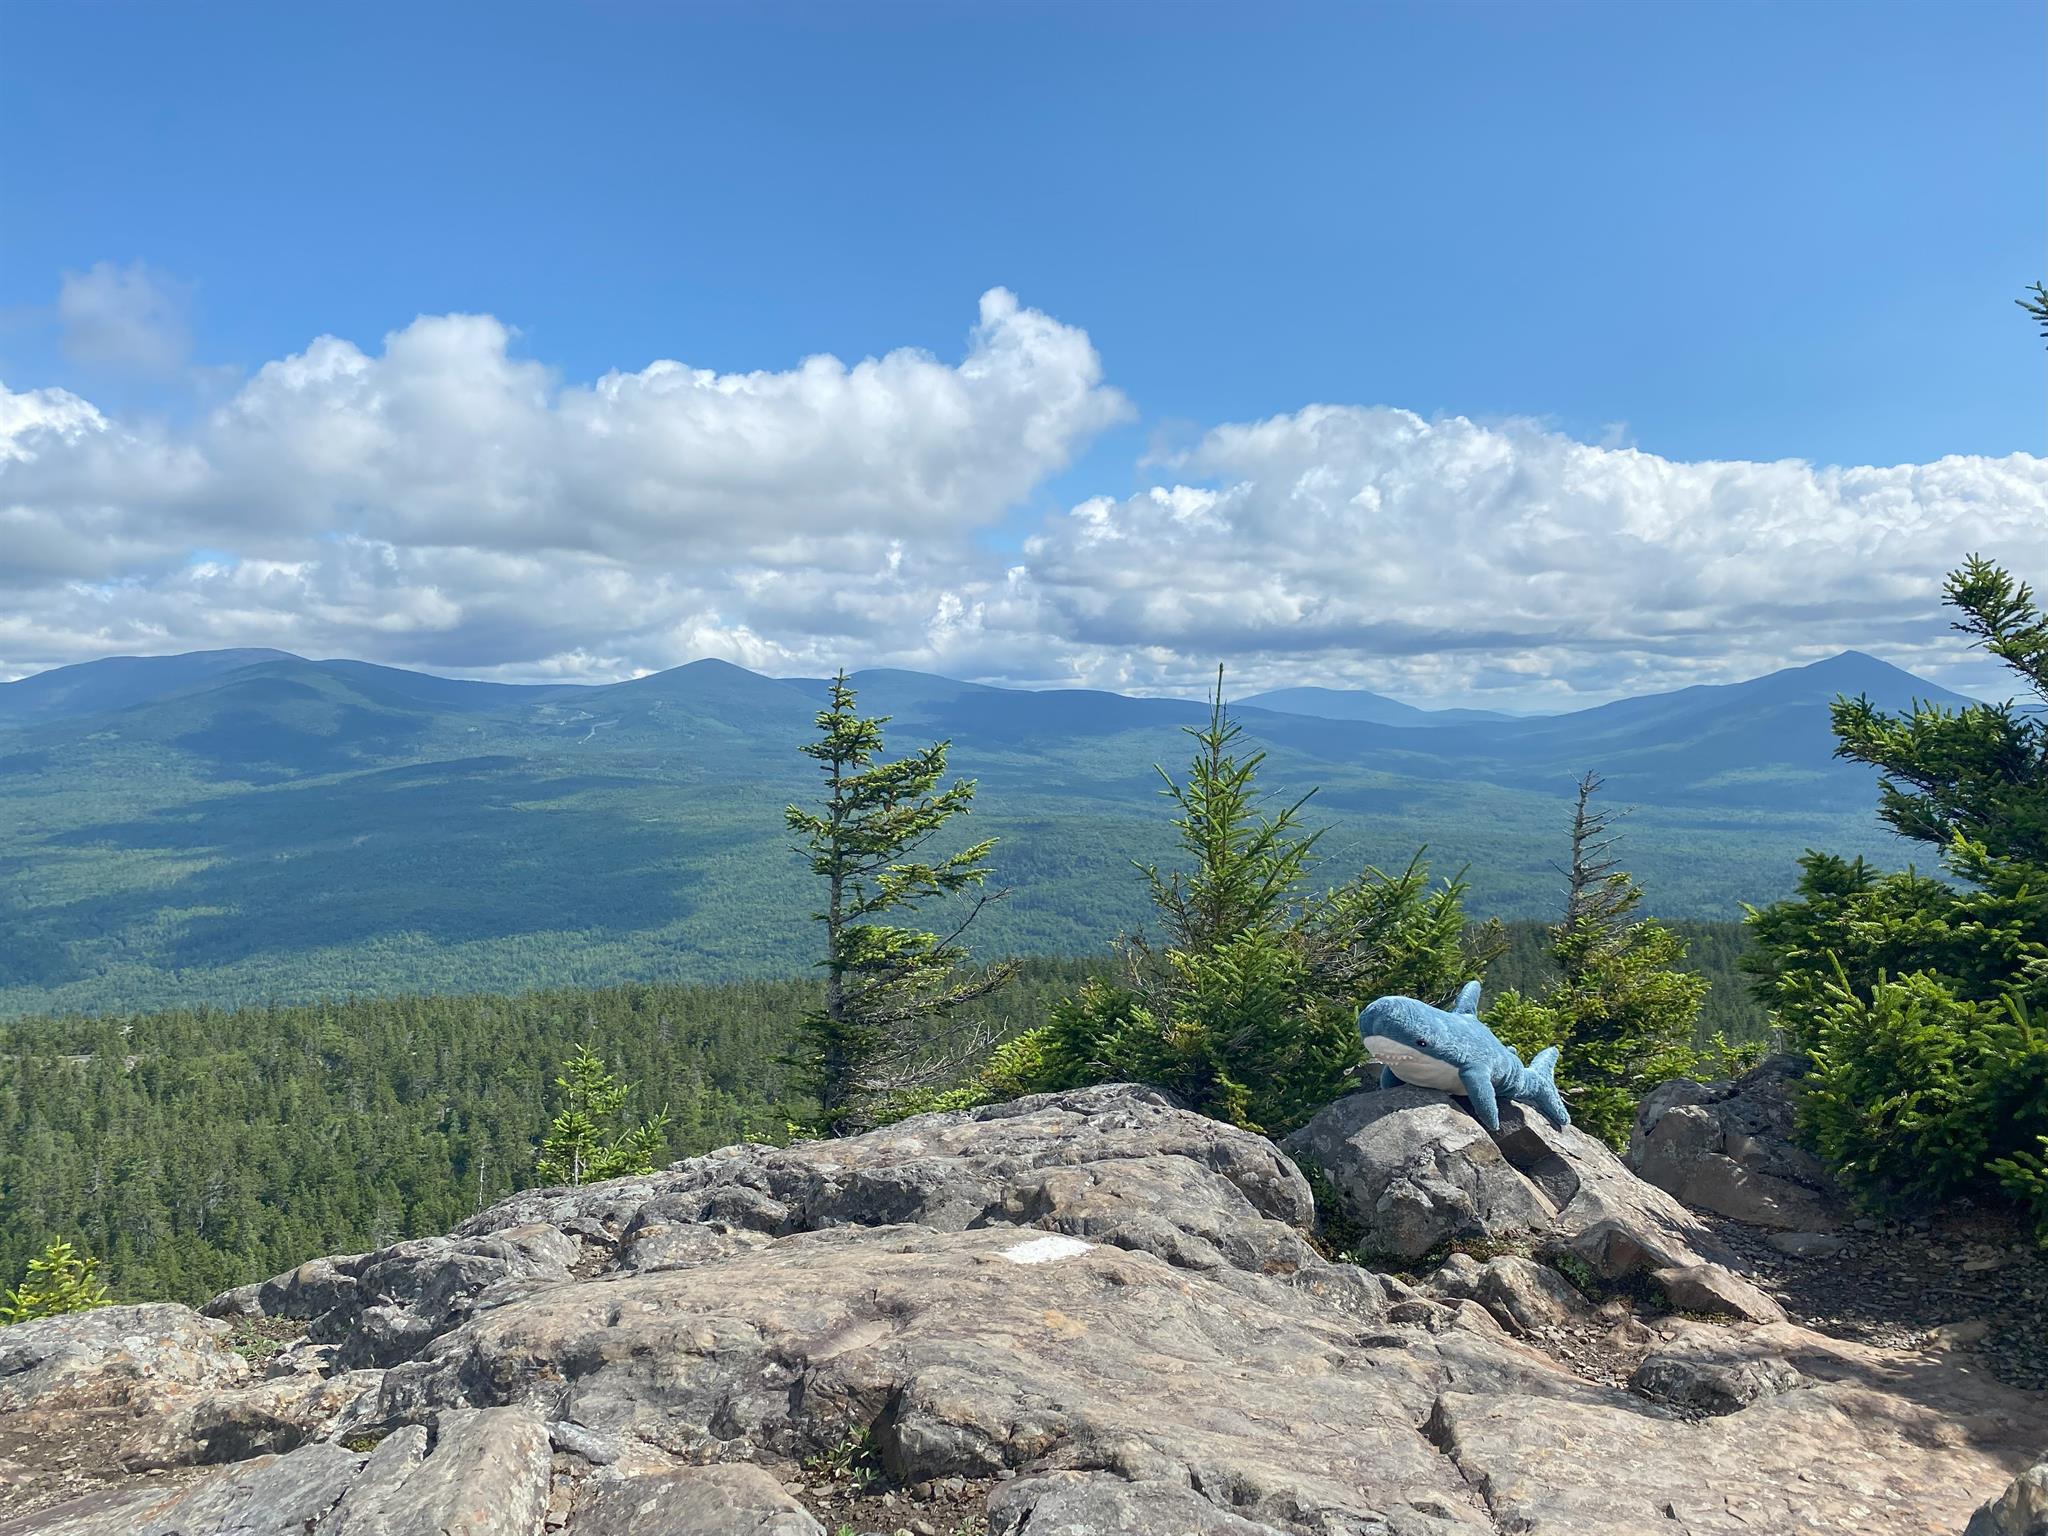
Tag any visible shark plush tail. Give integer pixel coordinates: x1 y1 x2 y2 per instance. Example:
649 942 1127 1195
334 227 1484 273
1525 1047 1571 1129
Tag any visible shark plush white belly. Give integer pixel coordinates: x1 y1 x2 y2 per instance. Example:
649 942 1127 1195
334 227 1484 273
1356 1039 1465 1093
1356 981 1570 1131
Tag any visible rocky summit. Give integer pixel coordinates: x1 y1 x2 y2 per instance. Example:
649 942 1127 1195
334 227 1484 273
0 1083 2041 1536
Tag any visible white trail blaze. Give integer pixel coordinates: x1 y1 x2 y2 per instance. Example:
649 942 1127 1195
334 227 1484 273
999 1235 1096 1265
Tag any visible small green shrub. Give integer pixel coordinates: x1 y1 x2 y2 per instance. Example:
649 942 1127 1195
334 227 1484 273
222 1316 305 1365
1748 554 2048 1243
1025 930 1365 1134
2 1238 113 1324
868 1028 1060 1125
1799 968 2048 1234
1295 1161 1367 1261
1548 1250 1598 1294
1990 1135 2048 1243
805 1426 883 1491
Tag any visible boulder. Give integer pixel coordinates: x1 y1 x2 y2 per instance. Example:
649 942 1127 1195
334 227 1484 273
320 1425 430 1533
227 1085 1370 1376
256 1254 366 1320
251 1226 579 1370
0 1405 557 1536
1281 1091 1552 1259
1629 1350 1801 1416
324 1407 552 1536
1487 1100 1741 1279
1967 1460 2048 1536
120 1367 383 1469
0 1304 248 1412
367 1223 1486 1532
1284 1086 1746 1287
1418 1253 1588 1336
1650 1263 1786 1324
1627 1056 1845 1230
199 1282 264 1321
470 1083 1319 1260
567 1464 823 1535
0 1440 364 1536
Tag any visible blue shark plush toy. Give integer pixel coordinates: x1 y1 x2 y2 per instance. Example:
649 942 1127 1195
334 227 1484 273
1356 981 1570 1131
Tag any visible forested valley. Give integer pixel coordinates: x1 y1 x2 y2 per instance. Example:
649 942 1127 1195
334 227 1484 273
0 924 1766 1305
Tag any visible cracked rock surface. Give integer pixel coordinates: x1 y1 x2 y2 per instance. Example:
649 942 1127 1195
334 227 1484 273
0 1084 2039 1535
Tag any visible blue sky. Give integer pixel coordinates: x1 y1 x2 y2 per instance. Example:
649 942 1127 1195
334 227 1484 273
1 1 2042 703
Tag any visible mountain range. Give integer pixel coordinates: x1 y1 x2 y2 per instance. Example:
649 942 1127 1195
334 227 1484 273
0 647 1975 1017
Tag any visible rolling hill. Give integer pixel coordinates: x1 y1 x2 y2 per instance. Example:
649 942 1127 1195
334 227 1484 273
0 647 1976 1017
1237 685 1515 727
0 648 299 729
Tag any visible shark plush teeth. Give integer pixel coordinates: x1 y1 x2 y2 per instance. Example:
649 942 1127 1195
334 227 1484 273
1356 981 1570 1131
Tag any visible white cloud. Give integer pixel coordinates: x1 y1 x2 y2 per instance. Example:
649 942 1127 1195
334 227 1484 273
0 296 2041 706
5 288 1127 572
1009 407 2048 701
57 261 194 377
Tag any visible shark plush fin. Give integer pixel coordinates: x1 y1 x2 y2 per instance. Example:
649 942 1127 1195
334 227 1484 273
1452 981 1483 1015
1525 1046 1571 1129
1458 1064 1501 1131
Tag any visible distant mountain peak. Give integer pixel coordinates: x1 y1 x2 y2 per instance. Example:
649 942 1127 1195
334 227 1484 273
1808 648 1897 674
1774 649 1971 704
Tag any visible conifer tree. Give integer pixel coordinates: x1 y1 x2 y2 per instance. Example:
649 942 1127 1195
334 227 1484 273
535 1044 668 1187
1489 774 1721 1146
1138 667 1322 956
1747 548 2048 1236
785 671 1015 1132
2020 281 2048 343
2 1237 113 1323
1014 667 1500 1135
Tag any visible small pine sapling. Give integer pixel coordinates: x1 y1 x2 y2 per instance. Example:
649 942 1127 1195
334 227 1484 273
535 1044 669 1187
2 1238 114 1324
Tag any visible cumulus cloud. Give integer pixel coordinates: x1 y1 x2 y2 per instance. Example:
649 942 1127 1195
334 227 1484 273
57 261 194 376
0 291 2040 705
1010 406 2048 701
23 287 1126 566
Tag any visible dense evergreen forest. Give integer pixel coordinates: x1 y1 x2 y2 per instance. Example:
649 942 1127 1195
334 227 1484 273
0 925 1765 1305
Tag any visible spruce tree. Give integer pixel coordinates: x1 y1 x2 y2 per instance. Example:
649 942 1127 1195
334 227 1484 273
2021 281 2048 343
1138 666 1322 955
1016 668 1500 1135
1747 552 2048 1236
535 1044 669 1187
1489 773 1721 1146
2 1238 113 1323
785 671 1015 1133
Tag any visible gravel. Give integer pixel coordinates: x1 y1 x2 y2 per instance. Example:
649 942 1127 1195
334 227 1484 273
1709 1205 2048 1392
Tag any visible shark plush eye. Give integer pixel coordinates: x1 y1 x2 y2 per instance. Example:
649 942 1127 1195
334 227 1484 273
1413 1035 1430 1049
